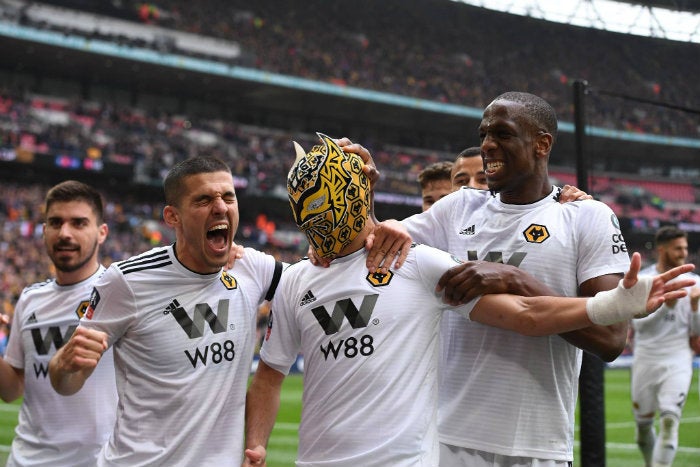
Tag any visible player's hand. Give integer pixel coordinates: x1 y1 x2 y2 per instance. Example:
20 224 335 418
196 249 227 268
624 252 695 314
559 184 592 202
242 446 267 466
226 241 245 269
586 253 695 326
336 137 380 189
55 327 108 372
365 219 412 273
436 261 519 306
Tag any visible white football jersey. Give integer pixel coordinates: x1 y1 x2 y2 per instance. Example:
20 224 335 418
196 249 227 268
632 266 700 361
80 246 281 467
4 266 118 467
261 245 474 467
403 186 630 461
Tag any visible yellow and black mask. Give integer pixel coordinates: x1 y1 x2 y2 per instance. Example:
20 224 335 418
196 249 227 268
288 133 370 258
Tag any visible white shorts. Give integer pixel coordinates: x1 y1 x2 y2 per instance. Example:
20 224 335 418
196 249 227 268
439 444 571 467
631 357 693 418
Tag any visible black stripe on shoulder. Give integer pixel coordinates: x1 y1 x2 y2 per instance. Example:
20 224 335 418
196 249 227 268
118 250 170 273
119 249 168 267
23 279 53 293
120 260 173 275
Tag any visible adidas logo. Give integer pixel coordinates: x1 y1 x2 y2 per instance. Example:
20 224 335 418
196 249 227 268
27 312 37 323
163 299 181 315
300 290 317 306
459 225 476 235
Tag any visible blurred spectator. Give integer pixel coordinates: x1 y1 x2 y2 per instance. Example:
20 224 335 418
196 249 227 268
417 160 453 211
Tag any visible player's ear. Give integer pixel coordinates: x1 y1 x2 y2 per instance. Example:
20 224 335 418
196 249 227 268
534 131 553 159
163 205 179 227
97 223 109 245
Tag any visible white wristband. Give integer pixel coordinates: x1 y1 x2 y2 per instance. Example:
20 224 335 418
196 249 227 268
586 276 653 326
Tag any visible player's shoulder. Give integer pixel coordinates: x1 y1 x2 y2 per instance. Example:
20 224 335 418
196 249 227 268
240 246 269 260
411 242 446 257
403 243 459 272
282 256 311 273
557 198 621 228
432 187 490 211
18 278 54 298
234 246 285 277
114 245 172 277
454 186 491 197
453 187 491 204
558 196 614 213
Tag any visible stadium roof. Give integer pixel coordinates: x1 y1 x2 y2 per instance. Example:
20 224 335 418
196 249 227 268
455 0 700 42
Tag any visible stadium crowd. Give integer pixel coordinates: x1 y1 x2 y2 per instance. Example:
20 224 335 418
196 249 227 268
1 84 698 223
4 0 700 138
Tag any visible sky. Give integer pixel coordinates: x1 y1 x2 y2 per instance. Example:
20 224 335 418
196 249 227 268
455 0 700 43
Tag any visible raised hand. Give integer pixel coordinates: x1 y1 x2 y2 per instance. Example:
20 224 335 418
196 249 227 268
623 252 695 314
55 327 108 372
587 252 696 325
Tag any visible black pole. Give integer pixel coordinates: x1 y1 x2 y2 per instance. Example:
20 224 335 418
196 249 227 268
574 79 606 467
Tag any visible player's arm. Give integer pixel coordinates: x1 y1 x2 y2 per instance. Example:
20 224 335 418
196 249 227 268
243 360 286 467
690 285 700 329
0 312 24 402
437 261 556 306
469 254 695 336
48 327 108 396
690 286 700 351
0 360 24 403
437 258 633 361
557 274 628 362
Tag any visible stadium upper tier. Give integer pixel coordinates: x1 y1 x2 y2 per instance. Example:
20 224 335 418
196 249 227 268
1 89 698 226
1 0 699 140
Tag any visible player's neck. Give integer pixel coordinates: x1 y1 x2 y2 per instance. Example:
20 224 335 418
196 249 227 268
55 261 101 286
497 178 551 205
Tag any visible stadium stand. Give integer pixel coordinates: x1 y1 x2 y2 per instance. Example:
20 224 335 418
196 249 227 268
3 0 699 139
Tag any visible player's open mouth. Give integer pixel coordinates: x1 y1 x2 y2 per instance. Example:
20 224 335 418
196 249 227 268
206 224 229 249
485 161 504 175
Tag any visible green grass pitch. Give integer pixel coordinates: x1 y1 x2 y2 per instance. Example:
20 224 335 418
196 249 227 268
0 369 697 466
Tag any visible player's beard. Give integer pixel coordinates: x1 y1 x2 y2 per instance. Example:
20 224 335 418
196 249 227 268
50 238 99 273
661 251 686 270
